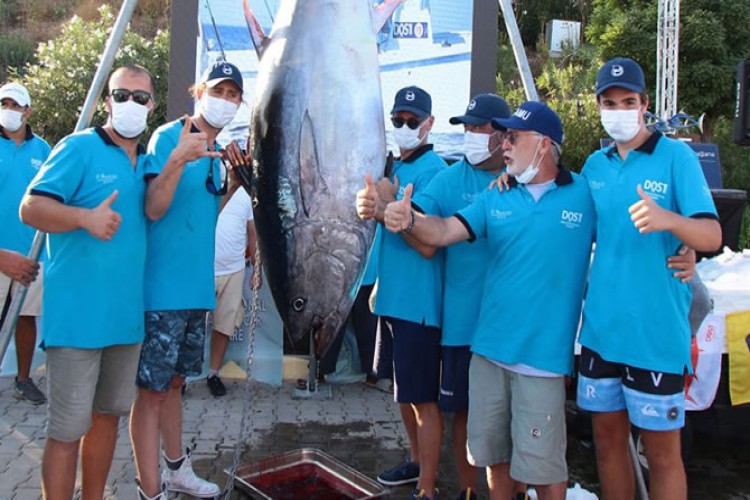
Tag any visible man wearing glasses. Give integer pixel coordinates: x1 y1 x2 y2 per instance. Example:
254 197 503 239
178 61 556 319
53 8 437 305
129 60 243 500
0 81 50 406
383 102 596 500
19 65 156 500
356 86 446 500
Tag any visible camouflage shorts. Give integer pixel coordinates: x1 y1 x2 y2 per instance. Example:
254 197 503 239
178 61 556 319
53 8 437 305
137 309 208 392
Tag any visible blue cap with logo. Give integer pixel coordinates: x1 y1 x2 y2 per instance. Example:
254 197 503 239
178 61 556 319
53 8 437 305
391 86 432 118
492 101 564 144
449 94 511 126
595 57 646 96
202 60 243 93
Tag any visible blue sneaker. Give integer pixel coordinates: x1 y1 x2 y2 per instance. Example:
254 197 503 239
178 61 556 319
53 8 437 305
455 488 477 500
411 488 439 499
376 459 420 486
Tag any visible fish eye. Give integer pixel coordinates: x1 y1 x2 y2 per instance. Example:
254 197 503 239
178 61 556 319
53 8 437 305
292 298 306 312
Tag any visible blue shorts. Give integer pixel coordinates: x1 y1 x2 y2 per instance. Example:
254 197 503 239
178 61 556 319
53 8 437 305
576 346 685 431
137 309 208 392
439 345 471 413
385 316 441 404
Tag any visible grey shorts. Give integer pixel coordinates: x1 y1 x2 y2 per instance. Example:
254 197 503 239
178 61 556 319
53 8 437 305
466 354 568 485
137 309 208 392
46 344 141 442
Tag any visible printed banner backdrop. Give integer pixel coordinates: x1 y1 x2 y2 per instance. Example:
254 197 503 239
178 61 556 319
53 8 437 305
726 309 750 406
685 314 724 411
197 0 473 158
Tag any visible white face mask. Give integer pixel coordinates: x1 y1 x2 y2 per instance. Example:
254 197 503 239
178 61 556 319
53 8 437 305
508 137 542 184
0 109 24 132
601 109 641 143
463 131 495 165
110 100 149 139
393 123 424 151
201 94 239 129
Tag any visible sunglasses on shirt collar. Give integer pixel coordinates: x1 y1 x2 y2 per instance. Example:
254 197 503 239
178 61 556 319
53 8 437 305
206 157 228 196
110 88 153 106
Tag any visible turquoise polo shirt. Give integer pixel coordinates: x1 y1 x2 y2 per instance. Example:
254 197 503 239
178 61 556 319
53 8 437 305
0 125 50 254
457 169 595 375
361 225 381 287
27 127 148 348
412 158 497 346
374 145 446 327
579 132 718 375
143 118 222 311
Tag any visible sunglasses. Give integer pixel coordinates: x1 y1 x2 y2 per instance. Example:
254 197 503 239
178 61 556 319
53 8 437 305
391 116 424 130
110 88 153 106
504 130 542 146
206 157 229 196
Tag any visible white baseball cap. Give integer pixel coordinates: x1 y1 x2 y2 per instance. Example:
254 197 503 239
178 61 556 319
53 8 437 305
0 82 31 107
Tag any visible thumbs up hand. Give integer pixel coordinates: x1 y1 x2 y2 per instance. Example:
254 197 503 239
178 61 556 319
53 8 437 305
85 190 122 240
628 184 672 234
384 183 413 233
356 173 379 220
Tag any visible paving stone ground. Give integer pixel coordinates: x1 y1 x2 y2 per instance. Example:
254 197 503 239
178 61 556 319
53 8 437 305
1 375 748 499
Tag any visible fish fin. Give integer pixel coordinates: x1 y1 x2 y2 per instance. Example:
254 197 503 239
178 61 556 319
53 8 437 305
299 110 327 218
383 151 394 179
370 0 406 34
242 0 269 57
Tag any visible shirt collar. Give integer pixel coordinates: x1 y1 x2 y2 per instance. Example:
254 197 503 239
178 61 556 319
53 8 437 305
398 143 433 163
507 164 573 189
605 131 662 158
95 126 146 155
0 124 34 142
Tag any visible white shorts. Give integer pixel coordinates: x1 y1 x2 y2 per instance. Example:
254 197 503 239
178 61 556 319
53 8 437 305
0 265 43 317
213 269 246 336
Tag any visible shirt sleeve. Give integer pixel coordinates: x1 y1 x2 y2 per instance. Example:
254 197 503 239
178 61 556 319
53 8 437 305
672 142 718 219
145 125 178 178
27 135 87 204
412 170 446 216
456 189 489 242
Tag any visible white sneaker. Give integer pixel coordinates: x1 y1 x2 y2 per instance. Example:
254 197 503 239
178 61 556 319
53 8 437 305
137 485 166 500
161 450 221 498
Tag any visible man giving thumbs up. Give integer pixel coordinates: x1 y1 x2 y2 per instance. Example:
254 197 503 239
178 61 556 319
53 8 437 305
20 65 157 500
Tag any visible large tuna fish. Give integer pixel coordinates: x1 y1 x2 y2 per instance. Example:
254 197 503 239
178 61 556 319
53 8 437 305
239 0 396 359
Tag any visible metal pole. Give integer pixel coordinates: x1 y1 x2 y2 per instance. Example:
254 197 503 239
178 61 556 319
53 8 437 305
0 0 140 371
498 0 539 101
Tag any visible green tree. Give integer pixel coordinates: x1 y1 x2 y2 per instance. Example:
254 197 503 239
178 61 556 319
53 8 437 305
14 5 169 145
586 0 750 129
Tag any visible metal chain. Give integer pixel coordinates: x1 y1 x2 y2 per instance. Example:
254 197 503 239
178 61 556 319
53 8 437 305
221 242 263 499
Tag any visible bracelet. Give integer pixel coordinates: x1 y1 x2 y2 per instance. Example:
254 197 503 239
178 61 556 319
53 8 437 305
403 209 415 234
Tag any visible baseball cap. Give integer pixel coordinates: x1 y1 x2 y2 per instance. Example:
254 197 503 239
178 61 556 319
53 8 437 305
391 86 431 118
595 57 646 96
492 101 564 144
202 60 243 92
449 94 511 126
0 82 31 107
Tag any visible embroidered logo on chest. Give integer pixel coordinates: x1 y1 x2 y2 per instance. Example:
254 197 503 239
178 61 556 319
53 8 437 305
560 209 583 228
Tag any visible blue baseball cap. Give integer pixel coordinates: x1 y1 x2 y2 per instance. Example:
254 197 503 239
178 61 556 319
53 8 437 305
596 57 646 96
449 94 511 126
391 86 431 118
202 60 243 93
492 101 564 144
